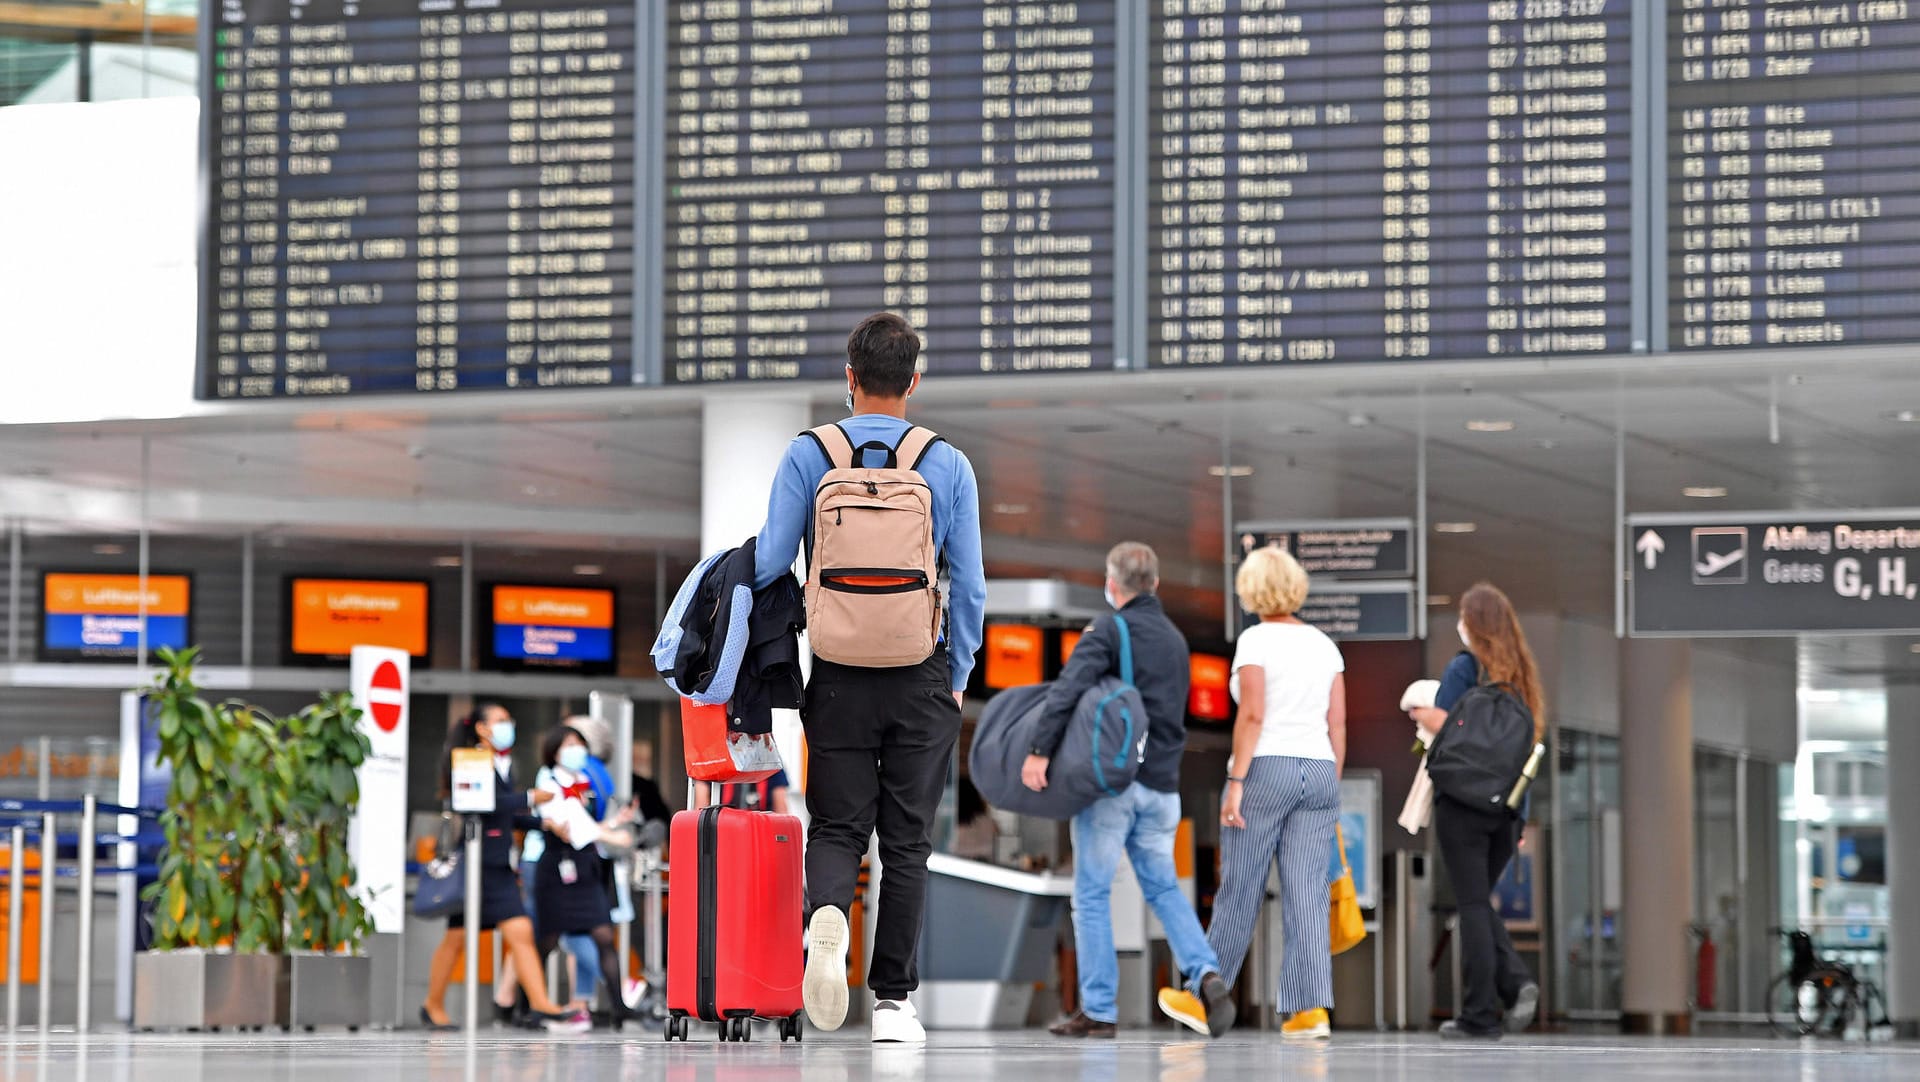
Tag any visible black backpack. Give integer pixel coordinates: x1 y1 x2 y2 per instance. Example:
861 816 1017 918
1425 682 1535 814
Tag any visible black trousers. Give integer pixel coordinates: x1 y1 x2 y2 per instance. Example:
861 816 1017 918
802 653 959 1001
1434 796 1533 1032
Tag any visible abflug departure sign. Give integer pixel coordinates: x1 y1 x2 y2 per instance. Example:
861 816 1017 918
1629 513 1920 636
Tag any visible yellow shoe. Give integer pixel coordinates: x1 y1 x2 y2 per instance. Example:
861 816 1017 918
1282 1008 1330 1040
1157 987 1209 1037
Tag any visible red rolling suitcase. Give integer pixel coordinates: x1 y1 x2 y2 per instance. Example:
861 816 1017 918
664 802 805 1042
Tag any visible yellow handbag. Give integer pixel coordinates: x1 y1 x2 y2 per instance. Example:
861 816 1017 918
1330 823 1367 956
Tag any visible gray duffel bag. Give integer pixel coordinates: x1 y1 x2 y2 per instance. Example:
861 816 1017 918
968 615 1147 821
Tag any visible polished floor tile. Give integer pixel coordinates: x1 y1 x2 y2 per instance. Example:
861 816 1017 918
2 1030 1915 1081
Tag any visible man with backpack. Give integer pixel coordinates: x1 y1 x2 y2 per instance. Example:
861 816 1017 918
1020 543 1234 1039
751 312 985 1044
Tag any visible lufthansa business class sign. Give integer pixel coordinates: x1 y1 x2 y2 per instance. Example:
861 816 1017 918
1629 511 1920 636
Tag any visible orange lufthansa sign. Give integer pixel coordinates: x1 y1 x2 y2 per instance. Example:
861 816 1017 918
984 624 1044 689
493 586 613 628
290 579 428 658
1189 654 1232 722
42 573 191 655
43 574 189 617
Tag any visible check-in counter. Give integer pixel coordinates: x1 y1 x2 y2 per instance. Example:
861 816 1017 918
917 853 1073 1029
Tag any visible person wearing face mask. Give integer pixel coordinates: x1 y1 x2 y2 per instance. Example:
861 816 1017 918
1022 542 1234 1040
1408 583 1545 1040
420 704 591 1033
531 725 637 1028
752 312 985 1043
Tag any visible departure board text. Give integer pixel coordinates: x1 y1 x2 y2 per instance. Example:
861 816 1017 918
1667 0 1920 350
663 0 1118 382
198 0 637 398
1149 0 1633 368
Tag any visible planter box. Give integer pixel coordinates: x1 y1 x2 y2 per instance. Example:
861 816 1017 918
286 953 371 1029
133 950 287 1030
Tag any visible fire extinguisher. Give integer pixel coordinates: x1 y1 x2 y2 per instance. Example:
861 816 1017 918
1694 924 1717 1012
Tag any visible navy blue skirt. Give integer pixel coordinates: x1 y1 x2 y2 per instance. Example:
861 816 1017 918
447 865 527 930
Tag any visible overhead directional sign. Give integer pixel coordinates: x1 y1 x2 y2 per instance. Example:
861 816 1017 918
1238 519 1414 580
1295 583 1418 643
1240 581 1417 643
1629 511 1920 636
1233 517 1419 641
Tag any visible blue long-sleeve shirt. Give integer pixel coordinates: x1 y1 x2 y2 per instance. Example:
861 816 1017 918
752 414 987 692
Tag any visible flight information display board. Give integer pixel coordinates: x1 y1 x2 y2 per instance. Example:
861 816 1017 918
1667 0 1920 350
662 0 1119 382
1149 0 1633 368
198 0 637 398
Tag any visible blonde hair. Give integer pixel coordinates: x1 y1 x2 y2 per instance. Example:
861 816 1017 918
1236 546 1309 617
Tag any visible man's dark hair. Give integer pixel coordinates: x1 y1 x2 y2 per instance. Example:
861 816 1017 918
846 312 921 398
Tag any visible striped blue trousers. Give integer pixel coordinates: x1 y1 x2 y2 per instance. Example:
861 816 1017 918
1206 755 1339 1015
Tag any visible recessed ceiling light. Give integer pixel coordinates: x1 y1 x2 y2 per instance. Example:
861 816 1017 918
1535 438 1558 450
1885 409 1920 423
1434 522 1478 534
572 564 604 576
92 544 125 556
1346 412 1373 428
991 503 1031 516
522 484 541 496
433 555 463 568
1466 419 1516 433
1207 464 1255 478
1426 595 1453 607
1683 486 1728 499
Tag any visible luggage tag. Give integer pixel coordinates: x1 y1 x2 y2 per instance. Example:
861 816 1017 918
558 858 579 885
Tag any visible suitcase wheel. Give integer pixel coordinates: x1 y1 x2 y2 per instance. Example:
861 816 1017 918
732 1016 752 1042
779 1015 802 1042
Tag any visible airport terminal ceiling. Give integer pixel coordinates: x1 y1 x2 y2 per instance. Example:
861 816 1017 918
6 348 1920 683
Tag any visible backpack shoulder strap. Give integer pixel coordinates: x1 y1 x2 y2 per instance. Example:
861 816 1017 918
806 424 857 471
893 426 944 472
1112 614 1134 687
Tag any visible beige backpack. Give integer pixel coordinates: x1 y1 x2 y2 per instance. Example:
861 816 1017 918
803 423 944 668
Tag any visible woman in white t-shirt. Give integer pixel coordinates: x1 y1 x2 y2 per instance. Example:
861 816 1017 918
1203 545 1346 1040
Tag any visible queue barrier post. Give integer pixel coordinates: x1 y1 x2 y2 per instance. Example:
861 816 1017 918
37 813 53 1034
463 817 482 1034
6 823 22 1033
76 794 96 1033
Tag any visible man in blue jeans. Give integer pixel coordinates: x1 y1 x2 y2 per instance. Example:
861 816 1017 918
1021 542 1236 1038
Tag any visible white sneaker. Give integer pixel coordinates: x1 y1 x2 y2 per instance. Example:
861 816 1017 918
871 998 926 1044
802 906 851 1031
543 1008 592 1034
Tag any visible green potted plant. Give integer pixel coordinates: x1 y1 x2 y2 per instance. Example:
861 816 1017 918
132 647 289 1029
282 691 376 1028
